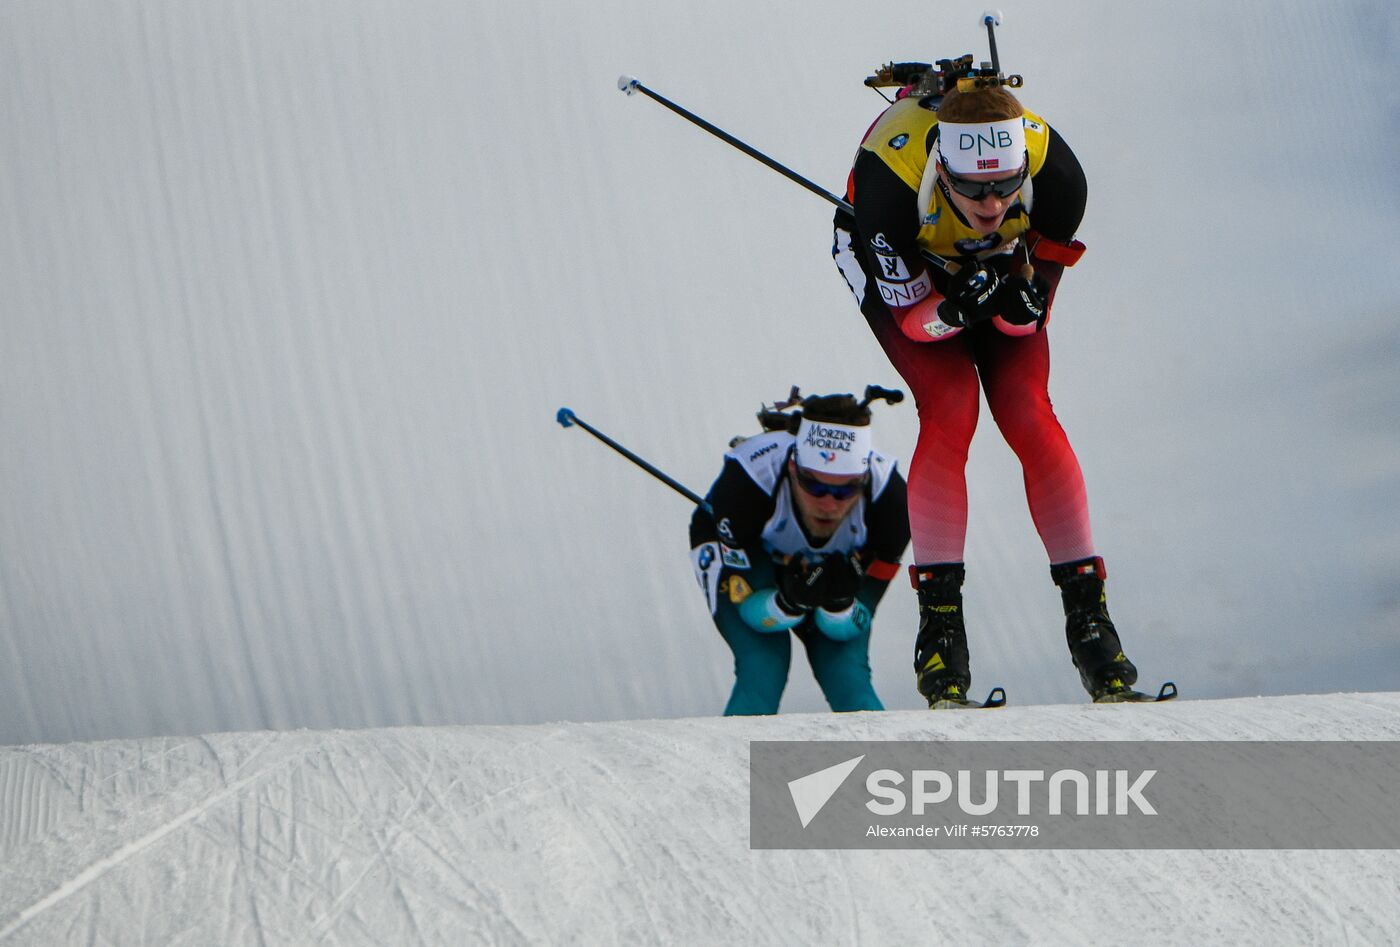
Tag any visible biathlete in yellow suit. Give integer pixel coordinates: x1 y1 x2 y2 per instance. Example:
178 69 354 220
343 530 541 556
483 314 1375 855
831 72 1143 706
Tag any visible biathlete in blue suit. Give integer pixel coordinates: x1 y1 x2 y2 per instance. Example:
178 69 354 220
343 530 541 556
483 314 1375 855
689 392 910 715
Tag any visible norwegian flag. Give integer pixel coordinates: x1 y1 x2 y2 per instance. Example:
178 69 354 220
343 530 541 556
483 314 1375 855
1075 557 1106 578
977 158 1000 170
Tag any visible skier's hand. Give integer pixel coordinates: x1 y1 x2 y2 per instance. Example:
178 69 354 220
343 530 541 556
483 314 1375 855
995 272 1050 328
778 554 863 612
937 261 1001 328
810 553 863 612
775 556 815 615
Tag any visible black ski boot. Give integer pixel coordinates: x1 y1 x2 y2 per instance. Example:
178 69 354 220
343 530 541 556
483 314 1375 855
911 564 973 708
1051 556 1138 701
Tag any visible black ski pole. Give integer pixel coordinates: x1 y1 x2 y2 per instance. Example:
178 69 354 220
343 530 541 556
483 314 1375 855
618 75 957 274
983 10 1003 74
618 75 849 214
556 407 711 513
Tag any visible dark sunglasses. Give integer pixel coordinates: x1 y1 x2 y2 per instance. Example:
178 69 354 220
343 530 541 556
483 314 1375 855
940 158 1028 201
792 466 866 500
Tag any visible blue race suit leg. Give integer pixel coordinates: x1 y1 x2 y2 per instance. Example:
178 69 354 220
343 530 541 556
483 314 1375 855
796 622 884 712
712 597 792 716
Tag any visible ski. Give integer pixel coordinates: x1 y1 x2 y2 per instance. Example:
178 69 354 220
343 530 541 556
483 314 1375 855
1093 681 1178 704
929 686 1007 710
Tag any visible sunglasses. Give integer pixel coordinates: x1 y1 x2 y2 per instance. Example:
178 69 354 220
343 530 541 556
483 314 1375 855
940 158 1028 201
792 466 866 500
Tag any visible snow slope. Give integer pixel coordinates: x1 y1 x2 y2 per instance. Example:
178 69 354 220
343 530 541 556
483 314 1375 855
3 693 1400 945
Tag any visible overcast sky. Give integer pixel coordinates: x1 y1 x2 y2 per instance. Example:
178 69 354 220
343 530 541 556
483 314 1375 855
1 0 1397 745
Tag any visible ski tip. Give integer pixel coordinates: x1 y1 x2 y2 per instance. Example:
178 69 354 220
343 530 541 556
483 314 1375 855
556 407 576 428
1157 681 1179 701
617 75 640 95
985 686 1007 708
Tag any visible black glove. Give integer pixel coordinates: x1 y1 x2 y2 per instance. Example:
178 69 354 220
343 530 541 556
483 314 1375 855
995 272 1051 329
774 556 813 614
810 553 863 611
777 554 864 612
936 261 1001 328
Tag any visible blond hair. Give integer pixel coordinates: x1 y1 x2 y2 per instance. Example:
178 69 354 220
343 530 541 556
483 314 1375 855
935 86 1024 124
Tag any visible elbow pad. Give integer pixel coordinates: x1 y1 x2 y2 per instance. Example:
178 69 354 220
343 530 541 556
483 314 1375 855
1029 232 1086 267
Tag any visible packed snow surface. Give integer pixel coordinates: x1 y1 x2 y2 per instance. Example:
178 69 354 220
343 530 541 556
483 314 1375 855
4 692 1400 945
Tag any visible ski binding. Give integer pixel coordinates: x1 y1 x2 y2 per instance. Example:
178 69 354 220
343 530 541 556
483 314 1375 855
929 686 1007 710
1093 681 1178 704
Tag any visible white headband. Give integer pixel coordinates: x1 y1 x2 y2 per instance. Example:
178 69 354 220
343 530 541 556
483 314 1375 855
794 417 872 477
937 117 1026 176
